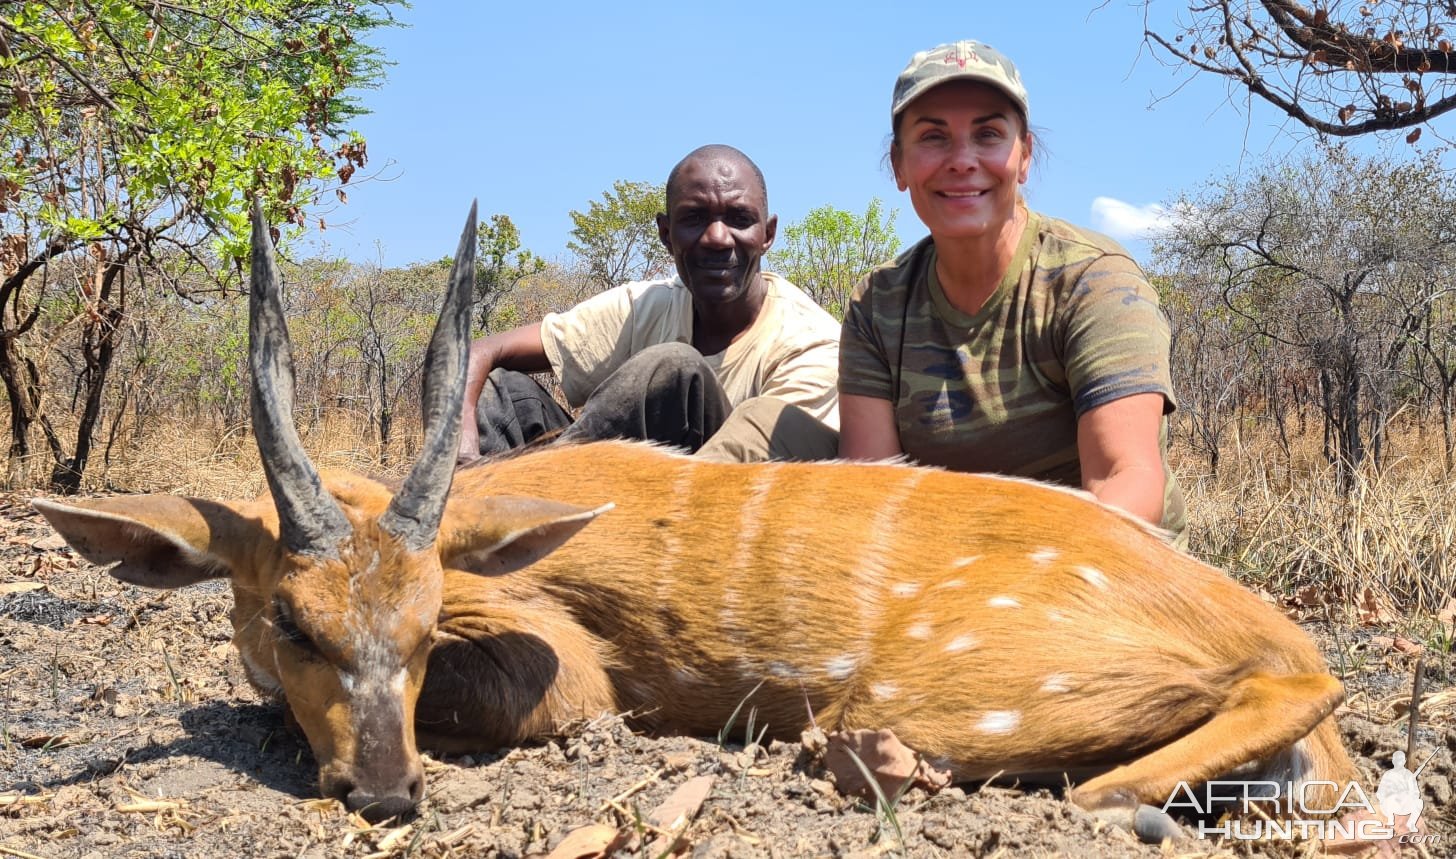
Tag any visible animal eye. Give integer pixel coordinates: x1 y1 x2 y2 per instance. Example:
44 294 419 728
272 599 318 653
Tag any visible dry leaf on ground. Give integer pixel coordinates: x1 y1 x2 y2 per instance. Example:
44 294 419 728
823 728 951 801
0 582 44 596
1279 584 1330 619
1357 587 1399 626
1370 636 1424 656
643 775 714 855
541 823 628 859
30 534 68 551
1322 808 1428 858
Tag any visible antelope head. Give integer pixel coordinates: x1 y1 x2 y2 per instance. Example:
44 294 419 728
34 201 607 821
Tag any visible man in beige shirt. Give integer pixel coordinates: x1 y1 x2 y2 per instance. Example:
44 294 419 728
457 145 840 465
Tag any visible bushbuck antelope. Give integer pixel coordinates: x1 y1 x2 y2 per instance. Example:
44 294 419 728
34 203 1357 839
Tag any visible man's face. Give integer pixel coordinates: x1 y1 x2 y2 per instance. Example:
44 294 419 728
657 157 776 307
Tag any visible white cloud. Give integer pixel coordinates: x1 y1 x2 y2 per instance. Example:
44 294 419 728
1089 197 1181 241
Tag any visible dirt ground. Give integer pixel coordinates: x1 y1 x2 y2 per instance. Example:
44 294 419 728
2 490 1453 859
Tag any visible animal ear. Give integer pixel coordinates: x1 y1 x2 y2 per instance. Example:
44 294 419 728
31 496 257 588
441 496 612 576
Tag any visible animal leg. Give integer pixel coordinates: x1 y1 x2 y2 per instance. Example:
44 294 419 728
1069 671 1344 840
414 609 619 753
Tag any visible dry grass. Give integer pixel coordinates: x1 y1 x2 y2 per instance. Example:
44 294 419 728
85 411 421 498
1174 425 1456 625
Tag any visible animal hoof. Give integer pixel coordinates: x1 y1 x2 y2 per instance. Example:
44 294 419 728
1132 803 1185 844
1077 789 1186 845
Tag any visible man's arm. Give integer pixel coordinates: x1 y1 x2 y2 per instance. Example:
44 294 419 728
753 339 840 427
457 322 552 464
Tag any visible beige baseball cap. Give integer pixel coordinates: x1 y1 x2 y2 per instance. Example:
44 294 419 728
891 40 1029 121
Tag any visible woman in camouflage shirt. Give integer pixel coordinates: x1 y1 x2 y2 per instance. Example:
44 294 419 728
838 40 1186 540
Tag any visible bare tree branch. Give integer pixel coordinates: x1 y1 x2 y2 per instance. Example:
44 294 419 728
1145 1 1456 137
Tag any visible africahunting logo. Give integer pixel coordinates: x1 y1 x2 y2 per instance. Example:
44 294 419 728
1163 750 1442 844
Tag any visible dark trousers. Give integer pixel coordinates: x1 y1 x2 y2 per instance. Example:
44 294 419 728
474 342 731 457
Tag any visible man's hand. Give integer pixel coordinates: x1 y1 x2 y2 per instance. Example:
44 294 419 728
457 417 481 467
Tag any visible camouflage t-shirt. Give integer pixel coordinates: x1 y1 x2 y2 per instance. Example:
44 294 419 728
840 211 1186 536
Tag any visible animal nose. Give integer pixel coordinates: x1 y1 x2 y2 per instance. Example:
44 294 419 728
341 773 423 823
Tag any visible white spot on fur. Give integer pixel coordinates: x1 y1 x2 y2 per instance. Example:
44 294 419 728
906 622 932 640
767 661 802 680
354 666 406 703
988 596 1021 608
825 654 858 680
1075 565 1110 590
945 633 978 653
1047 609 1068 623
935 579 965 590
1041 674 1072 693
243 649 281 695
1256 738 1316 787
891 582 921 598
1030 548 1059 565
871 682 899 700
977 710 1020 734
951 556 982 568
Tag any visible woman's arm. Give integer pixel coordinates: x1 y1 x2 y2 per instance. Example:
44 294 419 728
1076 391 1167 525
837 393 904 461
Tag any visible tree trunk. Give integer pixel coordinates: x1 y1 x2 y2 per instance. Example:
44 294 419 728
1337 355 1363 494
1442 385 1454 474
1319 368 1335 465
0 333 41 486
49 262 126 495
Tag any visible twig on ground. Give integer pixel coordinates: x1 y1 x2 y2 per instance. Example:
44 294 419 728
595 768 665 814
1408 655 1426 761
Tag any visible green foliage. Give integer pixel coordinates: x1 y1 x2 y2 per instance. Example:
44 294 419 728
769 199 899 317
475 214 545 334
0 0 402 261
0 0 402 489
567 180 670 292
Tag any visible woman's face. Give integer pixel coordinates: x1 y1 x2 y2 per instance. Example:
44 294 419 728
891 81 1032 242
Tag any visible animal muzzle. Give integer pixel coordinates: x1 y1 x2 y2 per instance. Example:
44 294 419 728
322 754 425 823
317 689 426 822
339 768 424 823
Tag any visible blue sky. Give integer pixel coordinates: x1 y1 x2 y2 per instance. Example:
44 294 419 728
305 1 1338 268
